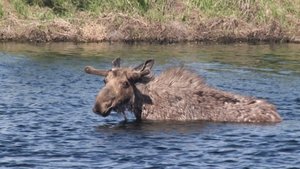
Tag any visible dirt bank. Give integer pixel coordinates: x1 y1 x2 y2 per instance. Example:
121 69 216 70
1 14 297 43
1 0 300 43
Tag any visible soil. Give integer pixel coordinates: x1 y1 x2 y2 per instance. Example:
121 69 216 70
1 13 300 43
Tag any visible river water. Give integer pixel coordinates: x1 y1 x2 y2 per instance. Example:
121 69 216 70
0 43 299 168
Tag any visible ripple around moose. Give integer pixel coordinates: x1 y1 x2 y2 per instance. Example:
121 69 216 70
85 58 282 123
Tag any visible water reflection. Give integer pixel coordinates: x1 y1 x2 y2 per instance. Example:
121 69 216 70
95 120 209 134
1 42 300 74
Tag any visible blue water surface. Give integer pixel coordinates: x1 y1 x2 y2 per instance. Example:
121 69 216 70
0 43 299 168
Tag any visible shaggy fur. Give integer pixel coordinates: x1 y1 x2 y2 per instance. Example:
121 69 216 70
85 59 282 123
133 67 281 122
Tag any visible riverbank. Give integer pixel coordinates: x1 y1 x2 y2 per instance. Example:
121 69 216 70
1 0 300 43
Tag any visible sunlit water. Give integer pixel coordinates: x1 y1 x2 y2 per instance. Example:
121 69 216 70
0 43 299 168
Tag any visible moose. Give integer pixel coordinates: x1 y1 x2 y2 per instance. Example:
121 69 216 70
84 58 282 123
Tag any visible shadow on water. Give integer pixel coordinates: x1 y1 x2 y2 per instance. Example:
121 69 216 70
94 118 282 136
95 120 209 134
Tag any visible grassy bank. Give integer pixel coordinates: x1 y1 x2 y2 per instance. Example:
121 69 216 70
1 0 300 43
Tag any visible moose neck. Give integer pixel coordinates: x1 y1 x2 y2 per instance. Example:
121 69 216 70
130 83 152 121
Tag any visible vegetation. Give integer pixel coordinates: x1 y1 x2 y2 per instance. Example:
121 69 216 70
0 1 4 18
0 0 299 43
4 0 298 24
12 0 30 17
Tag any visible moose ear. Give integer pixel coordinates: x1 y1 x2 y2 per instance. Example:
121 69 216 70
134 59 154 72
129 59 154 83
112 57 121 68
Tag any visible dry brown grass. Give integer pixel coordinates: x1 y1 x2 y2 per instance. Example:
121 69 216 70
0 14 292 43
0 0 299 43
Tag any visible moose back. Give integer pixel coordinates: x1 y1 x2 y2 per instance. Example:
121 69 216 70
85 58 282 123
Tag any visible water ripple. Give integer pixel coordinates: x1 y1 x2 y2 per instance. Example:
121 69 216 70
1 44 300 168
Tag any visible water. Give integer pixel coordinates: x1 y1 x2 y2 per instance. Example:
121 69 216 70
0 43 300 168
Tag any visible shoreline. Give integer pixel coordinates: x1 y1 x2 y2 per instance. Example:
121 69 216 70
1 0 300 44
1 14 300 44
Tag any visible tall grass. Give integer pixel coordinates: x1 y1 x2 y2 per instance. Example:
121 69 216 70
23 0 150 16
188 0 300 26
6 0 300 27
0 1 4 18
20 0 165 21
13 0 29 18
188 0 259 19
25 0 76 16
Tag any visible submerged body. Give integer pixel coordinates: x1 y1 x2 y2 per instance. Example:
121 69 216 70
135 68 281 122
85 58 282 123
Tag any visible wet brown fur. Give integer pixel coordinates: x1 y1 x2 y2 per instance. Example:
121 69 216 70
85 59 282 123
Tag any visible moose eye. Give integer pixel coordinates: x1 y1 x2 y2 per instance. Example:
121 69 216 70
121 81 129 88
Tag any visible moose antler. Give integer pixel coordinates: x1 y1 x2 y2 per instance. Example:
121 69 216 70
84 66 109 76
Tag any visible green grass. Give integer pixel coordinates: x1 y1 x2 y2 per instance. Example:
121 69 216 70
5 0 300 27
0 1 4 18
13 0 30 18
23 0 150 16
10 0 166 21
188 0 300 27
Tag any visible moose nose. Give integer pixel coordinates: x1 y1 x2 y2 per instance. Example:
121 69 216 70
93 103 102 114
92 101 101 113
92 107 97 113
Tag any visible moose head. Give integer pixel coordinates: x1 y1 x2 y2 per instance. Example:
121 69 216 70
84 58 154 118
